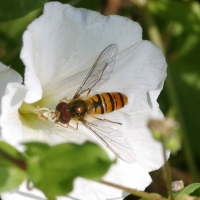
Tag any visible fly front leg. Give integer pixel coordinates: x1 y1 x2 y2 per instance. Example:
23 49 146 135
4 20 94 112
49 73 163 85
59 98 69 103
54 121 68 128
92 116 122 125
67 121 79 130
54 121 79 130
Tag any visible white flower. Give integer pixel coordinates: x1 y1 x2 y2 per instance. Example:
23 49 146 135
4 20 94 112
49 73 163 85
0 62 27 149
0 2 168 200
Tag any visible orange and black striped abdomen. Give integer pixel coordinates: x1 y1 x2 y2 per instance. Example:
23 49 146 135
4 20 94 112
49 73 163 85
89 93 128 114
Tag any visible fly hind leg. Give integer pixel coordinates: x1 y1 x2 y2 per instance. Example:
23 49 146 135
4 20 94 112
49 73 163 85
54 121 79 130
92 116 122 125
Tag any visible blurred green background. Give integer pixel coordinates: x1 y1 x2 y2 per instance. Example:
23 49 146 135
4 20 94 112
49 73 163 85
0 0 200 199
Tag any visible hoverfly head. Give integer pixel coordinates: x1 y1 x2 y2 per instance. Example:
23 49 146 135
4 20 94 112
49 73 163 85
56 102 71 124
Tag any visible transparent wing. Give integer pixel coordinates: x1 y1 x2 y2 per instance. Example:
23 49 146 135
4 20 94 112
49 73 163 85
73 44 118 99
80 119 136 163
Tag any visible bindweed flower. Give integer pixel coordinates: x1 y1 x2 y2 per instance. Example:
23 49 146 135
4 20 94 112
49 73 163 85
0 2 168 200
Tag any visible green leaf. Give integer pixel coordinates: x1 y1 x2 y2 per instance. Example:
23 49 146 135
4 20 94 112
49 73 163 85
178 183 200 196
0 0 48 22
0 142 26 193
174 183 200 200
26 141 114 198
190 188 200 197
146 0 200 181
0 165 25 194
24 142 51 157
175 194 188 200
147 0 200 34
76 0 100 10
0 5 43 77
0 142 25 160
167 38 200 158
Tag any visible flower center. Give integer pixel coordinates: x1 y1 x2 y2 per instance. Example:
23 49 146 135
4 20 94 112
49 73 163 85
19 102 38 114
18 101 59 140
18 101 49 122
19 101 59 123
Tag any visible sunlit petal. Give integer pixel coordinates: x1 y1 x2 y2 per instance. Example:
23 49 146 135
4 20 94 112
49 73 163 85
20 2 142 103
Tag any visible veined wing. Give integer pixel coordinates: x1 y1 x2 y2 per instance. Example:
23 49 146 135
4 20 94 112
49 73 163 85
73 44 118 99
80 119 135 163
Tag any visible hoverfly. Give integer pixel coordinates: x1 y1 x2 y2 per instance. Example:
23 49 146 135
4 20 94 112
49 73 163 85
39 44 135 163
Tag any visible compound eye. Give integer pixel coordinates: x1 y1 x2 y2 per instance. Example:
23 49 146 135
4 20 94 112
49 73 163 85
56 102 71 124
59 111 71 124
56 102 69 112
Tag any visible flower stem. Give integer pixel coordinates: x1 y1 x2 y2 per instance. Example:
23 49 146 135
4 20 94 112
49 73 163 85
98 180 168 200
161 139 174 200
143 9 165 54
0 148 27 171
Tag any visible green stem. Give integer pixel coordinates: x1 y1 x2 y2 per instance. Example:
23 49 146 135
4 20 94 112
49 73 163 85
161 139 174 200
99 180 168 200
0 148 27 171
143 9 165 54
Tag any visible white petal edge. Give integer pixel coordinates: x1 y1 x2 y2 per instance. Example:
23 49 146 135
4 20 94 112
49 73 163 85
0 62 22 113
0 82 27 149
20 2 142 93
20 30 43 104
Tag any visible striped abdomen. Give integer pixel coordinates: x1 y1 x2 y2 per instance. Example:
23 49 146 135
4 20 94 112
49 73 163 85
88 93 128 114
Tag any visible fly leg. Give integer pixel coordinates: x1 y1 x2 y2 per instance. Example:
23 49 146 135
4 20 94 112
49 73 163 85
59 98 69 103
92 116 122 125
54 121 79 130
67 122 79 130
54 121 68 128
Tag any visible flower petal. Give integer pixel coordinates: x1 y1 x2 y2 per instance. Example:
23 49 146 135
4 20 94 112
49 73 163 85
20 1 142 99
0 82 27 148
102 40 167 112
20 28 43 104
0 63 27 148
67 161 152 200
0 62 22 108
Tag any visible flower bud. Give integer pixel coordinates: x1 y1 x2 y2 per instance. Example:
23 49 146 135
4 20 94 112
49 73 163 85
148 118 181 153
172 180 184 192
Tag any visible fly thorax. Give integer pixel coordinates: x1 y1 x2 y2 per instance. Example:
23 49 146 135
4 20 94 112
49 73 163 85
85 100 93 114
68 99 87 118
